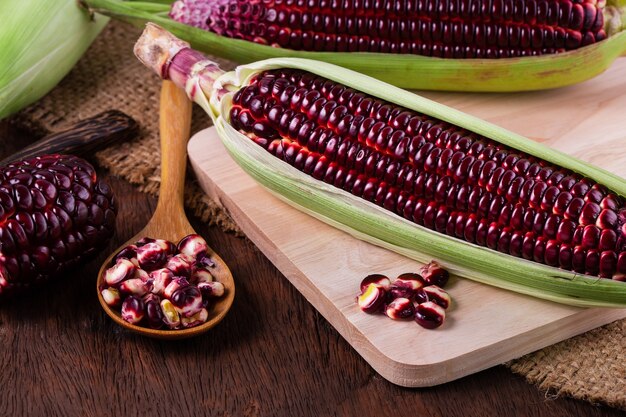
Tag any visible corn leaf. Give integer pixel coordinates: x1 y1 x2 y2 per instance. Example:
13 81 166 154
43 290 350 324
0 0 108 120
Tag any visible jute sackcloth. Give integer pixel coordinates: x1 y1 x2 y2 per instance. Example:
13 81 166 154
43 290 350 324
9 21 625 409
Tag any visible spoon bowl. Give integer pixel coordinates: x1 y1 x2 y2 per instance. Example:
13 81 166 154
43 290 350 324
96 81 234 339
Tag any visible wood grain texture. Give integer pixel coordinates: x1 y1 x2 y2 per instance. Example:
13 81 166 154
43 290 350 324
0 120 624 416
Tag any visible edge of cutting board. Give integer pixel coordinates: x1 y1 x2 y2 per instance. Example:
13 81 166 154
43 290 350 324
188 127 626 387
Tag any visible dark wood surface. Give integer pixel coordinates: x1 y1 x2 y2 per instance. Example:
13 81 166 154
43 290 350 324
1 121 624 417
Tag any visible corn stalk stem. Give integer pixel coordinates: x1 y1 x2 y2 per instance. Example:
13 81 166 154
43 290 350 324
133 23 225 112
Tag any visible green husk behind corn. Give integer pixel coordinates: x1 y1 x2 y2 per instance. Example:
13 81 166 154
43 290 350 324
0 0 108 120
135 25 626 307
86 0 626 92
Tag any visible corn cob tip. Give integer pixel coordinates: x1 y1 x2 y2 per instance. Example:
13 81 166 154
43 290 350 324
134 23 190 80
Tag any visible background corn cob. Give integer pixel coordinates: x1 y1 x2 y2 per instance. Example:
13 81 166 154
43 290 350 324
0 155 116 296
134 25 626 307
82 0 626 91
170 0 609 58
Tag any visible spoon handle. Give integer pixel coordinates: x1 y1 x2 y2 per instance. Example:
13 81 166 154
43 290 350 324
155 80 193 217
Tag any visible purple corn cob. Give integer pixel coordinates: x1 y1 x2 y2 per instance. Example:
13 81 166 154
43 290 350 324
0 154 116 296
169 0 607 58
170 0 211 30
228 68 626 279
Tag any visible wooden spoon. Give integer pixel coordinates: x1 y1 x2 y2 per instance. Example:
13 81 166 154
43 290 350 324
96 81 235 339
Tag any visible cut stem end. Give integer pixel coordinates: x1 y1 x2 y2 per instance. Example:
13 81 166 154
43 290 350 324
134 22 190 79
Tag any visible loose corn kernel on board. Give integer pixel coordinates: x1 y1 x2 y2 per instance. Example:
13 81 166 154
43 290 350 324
188 61 626 386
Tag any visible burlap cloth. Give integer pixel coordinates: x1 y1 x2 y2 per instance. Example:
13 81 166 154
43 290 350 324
9 21 625 409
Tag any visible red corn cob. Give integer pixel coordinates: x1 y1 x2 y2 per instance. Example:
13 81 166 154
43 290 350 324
228 68 625 279
169 0 607 58
0 155 116 296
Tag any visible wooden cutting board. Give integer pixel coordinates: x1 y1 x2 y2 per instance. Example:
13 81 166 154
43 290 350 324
188 60 626 387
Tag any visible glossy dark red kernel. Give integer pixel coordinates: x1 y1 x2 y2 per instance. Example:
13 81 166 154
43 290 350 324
0 155 116 296
415 301 446 329
357 263 452 328
385 297 415 320
172 0 605 57
232 70 626 280
420 261 450 287
359 274 392 293
102 234 227 330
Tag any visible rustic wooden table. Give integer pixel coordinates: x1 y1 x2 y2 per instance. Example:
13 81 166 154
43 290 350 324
0 121 623 417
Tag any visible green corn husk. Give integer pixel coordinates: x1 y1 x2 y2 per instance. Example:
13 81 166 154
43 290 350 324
135 26 626 307
0 0 108 120
169 61 626 308
208 59 626 308
86 0 626 92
